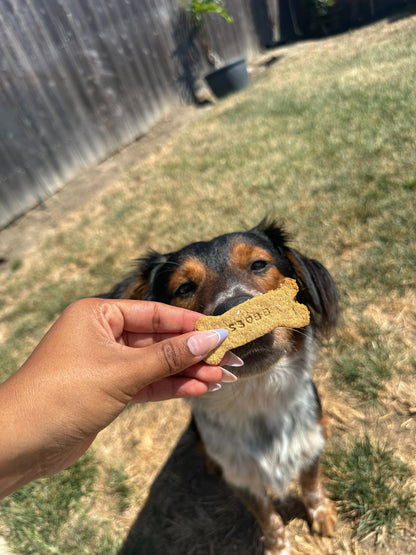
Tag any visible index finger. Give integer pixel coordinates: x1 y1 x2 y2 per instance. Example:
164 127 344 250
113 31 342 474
104 299 202 334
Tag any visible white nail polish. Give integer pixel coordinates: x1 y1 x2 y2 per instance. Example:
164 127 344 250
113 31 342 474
226 352 244 367
207 383 222 393
220 368 238 383
187 329 228 357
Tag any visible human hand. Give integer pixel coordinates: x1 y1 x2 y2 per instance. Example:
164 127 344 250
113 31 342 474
0 298 240 497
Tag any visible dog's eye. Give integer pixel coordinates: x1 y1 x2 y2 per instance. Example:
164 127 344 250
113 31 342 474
250 260 269 273
174 281 197 298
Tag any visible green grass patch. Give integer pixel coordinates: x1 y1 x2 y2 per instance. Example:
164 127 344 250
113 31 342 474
324 435 416 540
0 453 123 554
0 453 109 554
332 318 396 402
106 465 132 513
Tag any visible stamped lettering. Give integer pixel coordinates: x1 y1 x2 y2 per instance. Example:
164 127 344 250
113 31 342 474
228 310 272 332
195 278 310 365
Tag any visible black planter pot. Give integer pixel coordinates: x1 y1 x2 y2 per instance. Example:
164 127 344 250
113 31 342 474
205 57 249 98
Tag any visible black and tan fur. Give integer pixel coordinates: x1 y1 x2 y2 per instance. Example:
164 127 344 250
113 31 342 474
105 219 339 554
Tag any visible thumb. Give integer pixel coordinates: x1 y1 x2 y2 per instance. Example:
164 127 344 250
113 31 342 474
124 328 228 392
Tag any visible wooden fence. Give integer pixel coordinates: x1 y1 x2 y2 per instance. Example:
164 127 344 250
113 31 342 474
0 0 283 229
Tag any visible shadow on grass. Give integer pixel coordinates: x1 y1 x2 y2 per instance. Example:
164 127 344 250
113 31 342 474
388 3 416 23
119 421 307 555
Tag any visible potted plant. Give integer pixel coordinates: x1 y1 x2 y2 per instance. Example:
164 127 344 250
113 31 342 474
180 0 249 98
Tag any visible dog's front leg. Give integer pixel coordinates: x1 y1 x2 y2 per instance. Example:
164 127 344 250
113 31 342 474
300 458 336 537
236 489 292 555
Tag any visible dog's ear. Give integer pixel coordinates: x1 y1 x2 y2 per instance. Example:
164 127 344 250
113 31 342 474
284 248 340 338
123 250 168 300
255 219 339 336
252 218 290 249
99 250 167 300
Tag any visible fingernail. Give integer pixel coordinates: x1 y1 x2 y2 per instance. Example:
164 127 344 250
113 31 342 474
213 328 229 342
220 368 238 383
224 352 244 367
207 383 222 393
187 329 228 357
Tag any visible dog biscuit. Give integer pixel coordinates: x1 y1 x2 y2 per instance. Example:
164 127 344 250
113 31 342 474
195 278 310 365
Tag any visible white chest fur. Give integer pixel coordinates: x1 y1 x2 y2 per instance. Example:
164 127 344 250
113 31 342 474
189 355 325 498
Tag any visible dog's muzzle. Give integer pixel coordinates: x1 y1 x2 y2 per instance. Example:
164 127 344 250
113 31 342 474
212 295 252 316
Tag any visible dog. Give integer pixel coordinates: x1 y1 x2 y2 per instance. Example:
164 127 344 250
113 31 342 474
104 219 339 554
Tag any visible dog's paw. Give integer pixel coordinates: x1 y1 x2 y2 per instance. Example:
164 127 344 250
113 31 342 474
305 495 337 537
264 546 293 555
262 514 293 554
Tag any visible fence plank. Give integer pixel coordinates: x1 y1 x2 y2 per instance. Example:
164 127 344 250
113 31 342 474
0 0 274 228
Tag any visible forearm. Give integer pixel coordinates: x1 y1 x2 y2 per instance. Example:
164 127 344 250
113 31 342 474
0 375 45 498
0 360 95 499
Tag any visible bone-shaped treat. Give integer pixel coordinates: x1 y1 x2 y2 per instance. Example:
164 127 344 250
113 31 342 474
195 278 310 365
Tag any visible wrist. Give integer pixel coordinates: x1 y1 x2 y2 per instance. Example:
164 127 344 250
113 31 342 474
0 450 43 499
0 374 46 498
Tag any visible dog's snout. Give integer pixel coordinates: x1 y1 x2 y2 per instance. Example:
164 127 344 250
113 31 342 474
213 295 252 316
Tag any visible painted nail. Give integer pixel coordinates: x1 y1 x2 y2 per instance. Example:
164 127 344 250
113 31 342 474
223 352 244 367
220 368 238 383
212 328 229 343
187 329 228 357
207 383 222 393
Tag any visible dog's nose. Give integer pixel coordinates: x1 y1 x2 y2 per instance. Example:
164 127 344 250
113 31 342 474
213 295 252 316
